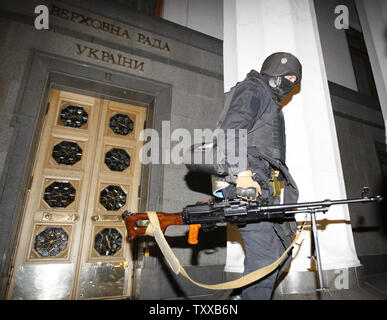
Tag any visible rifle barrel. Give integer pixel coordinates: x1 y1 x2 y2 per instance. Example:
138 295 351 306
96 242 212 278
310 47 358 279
256 195 382 213
330 196 382 205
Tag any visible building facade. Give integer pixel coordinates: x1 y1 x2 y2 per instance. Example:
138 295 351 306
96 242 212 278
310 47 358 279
0 0 386 300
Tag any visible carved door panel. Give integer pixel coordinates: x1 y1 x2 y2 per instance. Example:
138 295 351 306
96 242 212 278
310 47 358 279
7 89 146 299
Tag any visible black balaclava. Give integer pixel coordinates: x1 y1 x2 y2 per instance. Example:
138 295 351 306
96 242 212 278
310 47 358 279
260 52 302 100
263 74 295 100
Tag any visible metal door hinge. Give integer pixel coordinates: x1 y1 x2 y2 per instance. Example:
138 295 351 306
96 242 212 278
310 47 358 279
91 215 123 222
42 212 79 222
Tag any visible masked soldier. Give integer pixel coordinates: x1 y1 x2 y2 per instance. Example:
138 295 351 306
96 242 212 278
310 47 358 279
216 52 302 300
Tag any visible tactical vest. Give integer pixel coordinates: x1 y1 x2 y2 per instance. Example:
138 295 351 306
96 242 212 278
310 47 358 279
218 77 286 164
217 76 299 237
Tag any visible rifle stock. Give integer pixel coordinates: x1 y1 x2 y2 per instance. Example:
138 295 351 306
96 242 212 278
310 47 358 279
122 211 183 240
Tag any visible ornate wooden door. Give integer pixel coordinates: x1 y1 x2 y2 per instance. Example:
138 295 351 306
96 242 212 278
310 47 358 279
7 89 146 299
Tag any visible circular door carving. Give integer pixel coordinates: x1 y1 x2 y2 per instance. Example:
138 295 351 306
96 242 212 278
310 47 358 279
109 114 134 135
94 228 122 256
99 185 126 211
105 148 131 172
52 141 82 165
34 227 69 257
43 181 76 208
60 105 88 128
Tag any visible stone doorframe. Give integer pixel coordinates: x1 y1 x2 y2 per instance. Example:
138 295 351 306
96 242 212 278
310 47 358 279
0 50 172 297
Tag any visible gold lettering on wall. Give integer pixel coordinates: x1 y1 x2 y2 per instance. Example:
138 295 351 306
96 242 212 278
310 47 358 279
137 33 170 52
75 43 145 72
51 5 171 52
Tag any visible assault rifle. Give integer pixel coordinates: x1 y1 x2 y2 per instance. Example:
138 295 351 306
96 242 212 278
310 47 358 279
122 187 382 290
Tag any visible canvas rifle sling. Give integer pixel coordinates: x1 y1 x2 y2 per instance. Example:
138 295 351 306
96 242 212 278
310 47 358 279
145 211 305 290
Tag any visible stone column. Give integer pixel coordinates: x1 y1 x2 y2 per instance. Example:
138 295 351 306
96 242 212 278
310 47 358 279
223 0 361 290
355 0 387 145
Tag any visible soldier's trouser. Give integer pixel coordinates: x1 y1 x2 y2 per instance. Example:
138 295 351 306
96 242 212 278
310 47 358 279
222 162 291 300
238 221 291 300
222 178 292 300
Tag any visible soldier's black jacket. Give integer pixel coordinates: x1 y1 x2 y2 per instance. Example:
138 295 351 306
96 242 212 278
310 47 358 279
216 69 299 237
